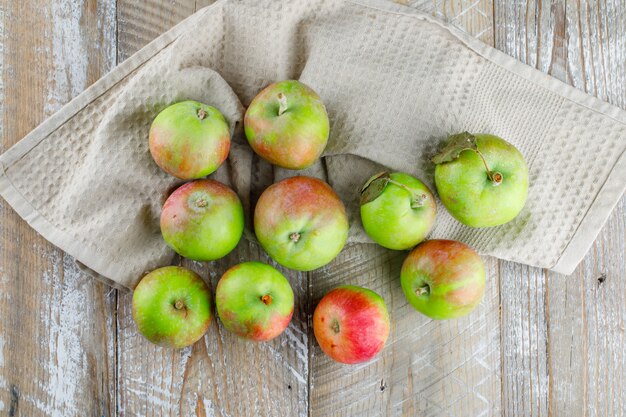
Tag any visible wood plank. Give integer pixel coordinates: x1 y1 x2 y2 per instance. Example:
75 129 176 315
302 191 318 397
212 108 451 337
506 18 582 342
546 0 626 415
0 0 117 416
493 2 562 416
117 0 199 63
494 0 626 416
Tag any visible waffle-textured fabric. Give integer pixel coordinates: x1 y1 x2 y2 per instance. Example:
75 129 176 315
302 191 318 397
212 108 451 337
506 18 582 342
0 0 624 289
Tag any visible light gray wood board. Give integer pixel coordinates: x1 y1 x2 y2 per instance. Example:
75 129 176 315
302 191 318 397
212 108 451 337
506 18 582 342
0 0 117 416
494 0 626 416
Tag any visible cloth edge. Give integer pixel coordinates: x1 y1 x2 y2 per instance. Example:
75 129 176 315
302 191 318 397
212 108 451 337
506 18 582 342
0 2 221 290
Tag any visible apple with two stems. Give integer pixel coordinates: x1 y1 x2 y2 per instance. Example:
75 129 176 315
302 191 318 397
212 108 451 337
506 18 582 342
313 285 390 364
216 261 294 342
400 239 485 320
132 266 212 348
254 176 349 271
433 132 529 227
244 80 329 170
149 101 231 179
360 171 436 250
161 179 244 261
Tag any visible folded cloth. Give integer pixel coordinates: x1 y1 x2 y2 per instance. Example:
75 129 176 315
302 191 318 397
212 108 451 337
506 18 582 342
1 0 624 289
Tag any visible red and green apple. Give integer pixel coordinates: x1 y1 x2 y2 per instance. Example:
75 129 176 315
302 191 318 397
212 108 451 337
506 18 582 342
254 176 349 271
244 80 329 170
216 261 294 342
400 239 485 320
149 101 230 179
160 179 244 261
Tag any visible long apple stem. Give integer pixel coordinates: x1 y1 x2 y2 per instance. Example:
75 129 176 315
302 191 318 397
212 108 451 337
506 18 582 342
386 179 427 208
277 93 288 116
472 149 502 185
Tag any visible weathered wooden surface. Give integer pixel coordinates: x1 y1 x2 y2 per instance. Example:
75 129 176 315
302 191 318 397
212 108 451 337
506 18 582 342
0 1 117 416
0 0 624 416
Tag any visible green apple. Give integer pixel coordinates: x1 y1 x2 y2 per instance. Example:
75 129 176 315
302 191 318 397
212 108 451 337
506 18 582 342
216 262 294 341
244 80 329 170
254 176 349 271
400 239 485 320
433 132 529 227
149 100 230 180
360 171 436 250
132 266 212 348
160 179 244 261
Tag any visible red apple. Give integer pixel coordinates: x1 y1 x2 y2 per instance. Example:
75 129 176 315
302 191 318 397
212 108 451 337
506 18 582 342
400 239 486 319
313 285 390 364
254 176 349 271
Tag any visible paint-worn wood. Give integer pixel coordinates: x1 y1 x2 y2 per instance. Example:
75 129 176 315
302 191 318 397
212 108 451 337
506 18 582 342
494 1 626 416
0 0 117 416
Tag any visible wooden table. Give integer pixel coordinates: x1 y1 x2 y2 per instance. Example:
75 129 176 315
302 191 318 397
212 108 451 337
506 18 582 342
0 0 624 416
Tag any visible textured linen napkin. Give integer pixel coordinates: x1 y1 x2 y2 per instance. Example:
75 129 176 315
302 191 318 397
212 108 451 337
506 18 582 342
1 0 624 289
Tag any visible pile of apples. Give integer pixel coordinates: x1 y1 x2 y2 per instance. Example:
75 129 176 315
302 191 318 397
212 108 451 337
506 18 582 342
133 80 529 365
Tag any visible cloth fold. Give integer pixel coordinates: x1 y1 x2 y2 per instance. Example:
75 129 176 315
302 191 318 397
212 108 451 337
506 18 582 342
1 0 624 289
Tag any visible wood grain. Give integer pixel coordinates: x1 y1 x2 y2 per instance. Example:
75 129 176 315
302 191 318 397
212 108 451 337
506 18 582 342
0 0 117 416
494 1 626 416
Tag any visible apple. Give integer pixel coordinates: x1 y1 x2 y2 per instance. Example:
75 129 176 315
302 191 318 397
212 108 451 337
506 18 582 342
254 176 349 271
216 261 294 341
360 171 436 250
132 266 212 348
313 285 390 364
433 132 528 227
161 179 244 261
149 101 230 179
400 239 485 320
244 80 329 170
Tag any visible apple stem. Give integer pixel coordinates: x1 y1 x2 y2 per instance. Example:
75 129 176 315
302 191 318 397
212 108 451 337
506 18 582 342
387 179 427 208
289 232 301 243
472 149 501 184
197 108 207 120
277 93 288 116
261 294 272 306
416 286 429 296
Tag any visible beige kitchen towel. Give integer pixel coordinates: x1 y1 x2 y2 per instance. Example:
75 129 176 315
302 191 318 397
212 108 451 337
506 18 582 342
0 0 624 289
